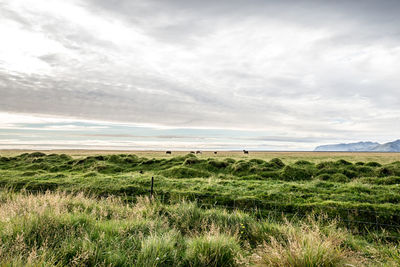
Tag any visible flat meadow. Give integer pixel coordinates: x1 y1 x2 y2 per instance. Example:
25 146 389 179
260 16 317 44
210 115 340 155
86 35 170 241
0 150 400 266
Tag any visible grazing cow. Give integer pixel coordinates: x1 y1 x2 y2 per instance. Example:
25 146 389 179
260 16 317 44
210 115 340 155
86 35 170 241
214 151 218 155
190 151 195 154
243 150 249 154
139 170 143 174
166 151 172 154
196 151 202 154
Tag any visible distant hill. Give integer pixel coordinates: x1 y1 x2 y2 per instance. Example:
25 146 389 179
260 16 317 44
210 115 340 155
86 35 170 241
314 140 400 152
372 139 400 152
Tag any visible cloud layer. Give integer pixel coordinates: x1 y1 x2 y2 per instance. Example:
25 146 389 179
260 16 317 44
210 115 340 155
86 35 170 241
1 0 400 149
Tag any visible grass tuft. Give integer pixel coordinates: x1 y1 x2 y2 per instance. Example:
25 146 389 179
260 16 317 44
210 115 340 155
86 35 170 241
136 232 180 267
254 216 361 267
184 232 241 267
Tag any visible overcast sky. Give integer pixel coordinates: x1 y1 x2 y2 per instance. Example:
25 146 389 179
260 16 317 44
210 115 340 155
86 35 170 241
0 0 399 150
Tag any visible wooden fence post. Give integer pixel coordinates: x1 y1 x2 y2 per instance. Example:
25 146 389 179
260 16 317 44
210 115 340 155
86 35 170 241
150 176 154 199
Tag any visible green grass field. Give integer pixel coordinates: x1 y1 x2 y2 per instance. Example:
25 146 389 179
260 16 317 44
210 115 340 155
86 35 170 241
0 151 399 266
1 149 399 163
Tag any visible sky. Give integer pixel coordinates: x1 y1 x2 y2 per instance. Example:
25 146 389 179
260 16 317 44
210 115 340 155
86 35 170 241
0 0 399 150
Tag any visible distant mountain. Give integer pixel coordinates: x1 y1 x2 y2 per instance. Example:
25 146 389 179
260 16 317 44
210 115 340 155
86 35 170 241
372 140 400 152
314 141 380 152
314 139 400 152
314 140 400 152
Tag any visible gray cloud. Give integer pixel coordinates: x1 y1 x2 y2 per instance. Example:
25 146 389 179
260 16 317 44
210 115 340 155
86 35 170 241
0 0 399 148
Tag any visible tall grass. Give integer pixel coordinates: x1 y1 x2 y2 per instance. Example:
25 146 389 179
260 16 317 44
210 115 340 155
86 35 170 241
0 191 399 266
184 231 241 267
254 216 361 267
136 232 180 266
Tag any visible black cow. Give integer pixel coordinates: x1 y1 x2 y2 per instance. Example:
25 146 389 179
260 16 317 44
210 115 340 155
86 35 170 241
166 151 172 154
243 150 249 154
214 151 218 155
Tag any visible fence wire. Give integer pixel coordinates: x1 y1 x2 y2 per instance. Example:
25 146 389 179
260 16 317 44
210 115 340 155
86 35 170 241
151 190 400 236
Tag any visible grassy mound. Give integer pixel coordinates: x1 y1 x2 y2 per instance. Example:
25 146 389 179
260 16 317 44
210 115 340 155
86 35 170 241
161 166 211 178
280 165 314 181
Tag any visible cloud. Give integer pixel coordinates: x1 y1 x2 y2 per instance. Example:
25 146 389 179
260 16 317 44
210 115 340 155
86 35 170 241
0 0 399 149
